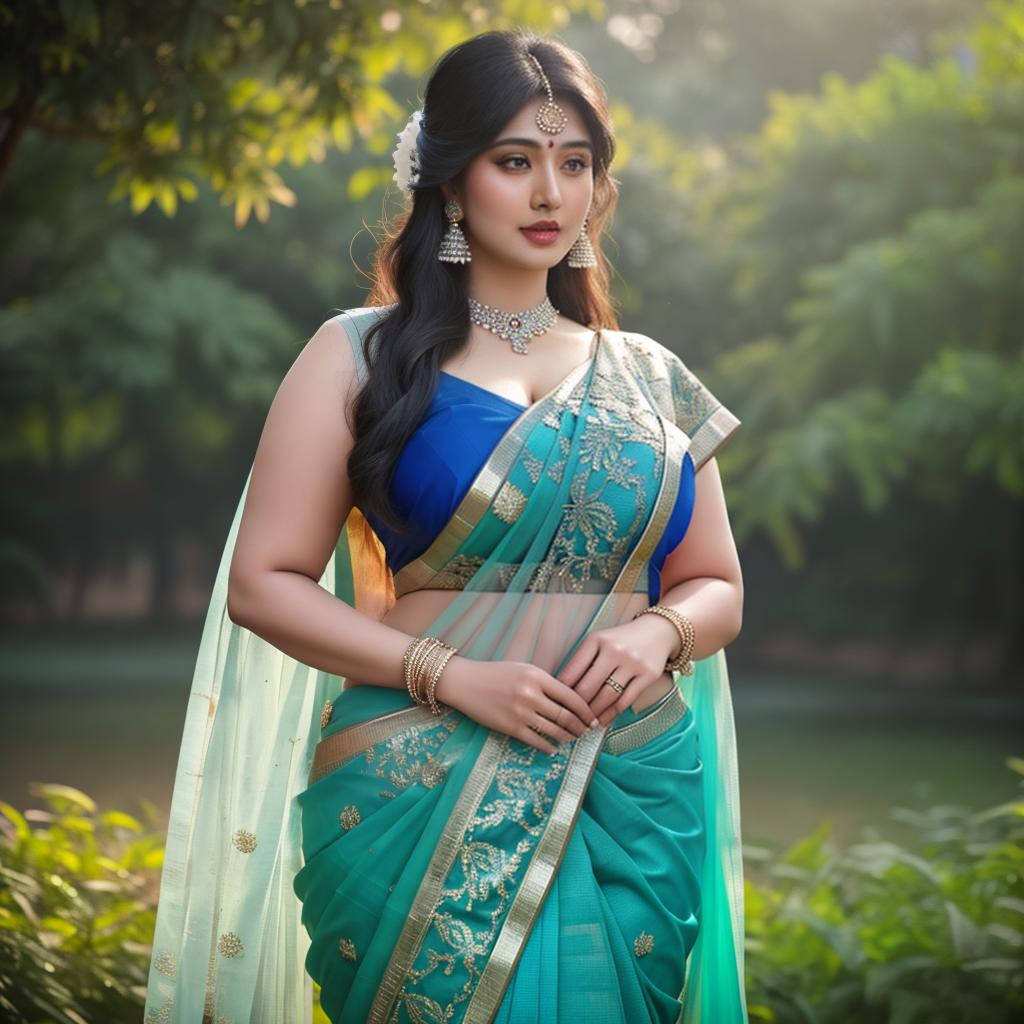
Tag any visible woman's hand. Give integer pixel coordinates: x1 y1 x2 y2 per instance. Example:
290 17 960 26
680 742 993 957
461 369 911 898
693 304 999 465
556 616 679 727
435 656 601 755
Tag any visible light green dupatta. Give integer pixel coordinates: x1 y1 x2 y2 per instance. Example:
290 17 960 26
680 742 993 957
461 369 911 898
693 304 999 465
143 306 746 1024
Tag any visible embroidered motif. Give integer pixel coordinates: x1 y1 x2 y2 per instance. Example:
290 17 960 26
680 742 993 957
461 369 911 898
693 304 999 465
217 932 243 958
497 560 531 588
320 698 334 729
522 450 544 483
541 406 563 430
420 754 447 788
361 716 459 796
492 481 527 524
545 447 569 484
524 340 667 594
231 829 256 854
339 805 362 830
413 334 689 599
339 937 357 961
622 331 721 436
153 948 177 977
145 1005 171 1023
432 553 485 589
634 930 655 957
393 735 572 1017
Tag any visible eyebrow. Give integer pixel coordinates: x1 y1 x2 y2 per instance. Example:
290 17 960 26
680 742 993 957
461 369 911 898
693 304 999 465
490 136 594 154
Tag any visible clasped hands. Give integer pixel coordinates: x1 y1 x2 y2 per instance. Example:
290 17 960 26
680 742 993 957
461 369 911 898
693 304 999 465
555 615 679 728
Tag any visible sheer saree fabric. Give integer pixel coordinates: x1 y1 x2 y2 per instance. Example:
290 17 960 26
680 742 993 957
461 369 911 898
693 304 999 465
143 306 746 1024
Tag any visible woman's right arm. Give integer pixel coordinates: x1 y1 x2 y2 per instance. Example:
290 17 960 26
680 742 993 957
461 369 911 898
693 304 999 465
226 316 597 751
226 316 416 687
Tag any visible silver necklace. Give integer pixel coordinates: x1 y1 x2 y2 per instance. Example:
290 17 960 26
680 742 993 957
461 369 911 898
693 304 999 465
467 295 559 355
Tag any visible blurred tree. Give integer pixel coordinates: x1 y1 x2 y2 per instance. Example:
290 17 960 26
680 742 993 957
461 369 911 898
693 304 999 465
0 0 600 225
2 0 1021 678
0 0 602 619
683 0 1024 672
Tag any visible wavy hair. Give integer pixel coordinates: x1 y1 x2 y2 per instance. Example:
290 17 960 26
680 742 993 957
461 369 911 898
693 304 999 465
350 28 620 534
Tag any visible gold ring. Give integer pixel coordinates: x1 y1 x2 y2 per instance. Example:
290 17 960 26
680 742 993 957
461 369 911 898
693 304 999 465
603 676 625 694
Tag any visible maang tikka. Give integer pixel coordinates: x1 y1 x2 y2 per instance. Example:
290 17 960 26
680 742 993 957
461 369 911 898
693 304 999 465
391 52 597 268
527 53 598 269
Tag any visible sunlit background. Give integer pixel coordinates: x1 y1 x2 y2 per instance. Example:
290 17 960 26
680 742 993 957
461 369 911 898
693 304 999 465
1 1 1022 1019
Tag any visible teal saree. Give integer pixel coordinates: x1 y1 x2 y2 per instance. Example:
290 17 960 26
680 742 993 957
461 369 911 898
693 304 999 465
143 306 746 1024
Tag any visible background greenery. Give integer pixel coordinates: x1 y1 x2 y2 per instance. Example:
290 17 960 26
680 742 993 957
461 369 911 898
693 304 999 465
2 765 1021 1023
3 0 1020 678
1 0 1022 1019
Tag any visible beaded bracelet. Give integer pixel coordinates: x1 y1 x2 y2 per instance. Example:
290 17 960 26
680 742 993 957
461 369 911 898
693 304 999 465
425 645 458 716
633 605 696 675
421 640 457 715
402 636 458 715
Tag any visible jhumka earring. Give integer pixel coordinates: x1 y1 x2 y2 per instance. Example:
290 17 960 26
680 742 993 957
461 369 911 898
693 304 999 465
438 197 471 264
566 214 598 268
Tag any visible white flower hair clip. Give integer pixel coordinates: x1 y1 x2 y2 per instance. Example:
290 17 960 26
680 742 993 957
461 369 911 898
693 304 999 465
392 108 423 192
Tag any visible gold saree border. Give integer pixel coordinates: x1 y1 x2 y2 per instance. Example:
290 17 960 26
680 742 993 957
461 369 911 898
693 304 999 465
308 683 688 787
308 702 457 786
588 380 692 626
689 404 742 473
462 723 605 1023
602 683 687 756
392 330 605 598
368 731 509 1024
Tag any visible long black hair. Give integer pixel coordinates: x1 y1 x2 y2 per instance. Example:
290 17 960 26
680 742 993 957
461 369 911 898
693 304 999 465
350 28 620 534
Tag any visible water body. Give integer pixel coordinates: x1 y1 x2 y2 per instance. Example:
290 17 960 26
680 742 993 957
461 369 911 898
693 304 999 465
1 638 1020 850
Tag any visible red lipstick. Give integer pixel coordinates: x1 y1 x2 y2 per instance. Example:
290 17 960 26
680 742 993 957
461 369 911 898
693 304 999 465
520 219 561 245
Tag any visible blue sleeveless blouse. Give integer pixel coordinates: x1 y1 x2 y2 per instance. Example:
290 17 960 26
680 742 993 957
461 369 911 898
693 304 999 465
362 372 696 603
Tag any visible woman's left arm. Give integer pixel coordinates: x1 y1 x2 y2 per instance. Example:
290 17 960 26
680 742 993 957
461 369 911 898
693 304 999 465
561 456 743 724
577 452 745 724
643 455 744 659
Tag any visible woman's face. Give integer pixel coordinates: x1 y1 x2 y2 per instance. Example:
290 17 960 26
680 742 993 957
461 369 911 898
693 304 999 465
452 97 596 271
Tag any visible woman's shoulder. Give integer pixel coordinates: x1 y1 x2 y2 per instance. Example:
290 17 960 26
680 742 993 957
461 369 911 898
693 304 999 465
608 326 684 376
327 303 396 330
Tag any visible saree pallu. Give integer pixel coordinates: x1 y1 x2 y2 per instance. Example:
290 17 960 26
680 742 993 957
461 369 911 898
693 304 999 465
143 306 746 1024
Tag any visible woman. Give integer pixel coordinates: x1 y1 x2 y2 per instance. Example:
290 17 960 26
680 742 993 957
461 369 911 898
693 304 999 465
144 29 747 1024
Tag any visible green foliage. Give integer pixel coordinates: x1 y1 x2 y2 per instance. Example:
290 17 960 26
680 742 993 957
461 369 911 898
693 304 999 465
0 783 162 1023
744 757 1024 1023
0 222 298 611
0 0 600 224
697 0 1024 570
3 764 1023 1020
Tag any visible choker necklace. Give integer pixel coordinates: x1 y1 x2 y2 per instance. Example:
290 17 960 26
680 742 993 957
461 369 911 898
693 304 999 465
467 295 559 355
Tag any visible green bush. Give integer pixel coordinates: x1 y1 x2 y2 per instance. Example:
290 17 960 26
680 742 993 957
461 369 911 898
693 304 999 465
744 757 1024 1023
0 784 162 1023
2 765 1022 1022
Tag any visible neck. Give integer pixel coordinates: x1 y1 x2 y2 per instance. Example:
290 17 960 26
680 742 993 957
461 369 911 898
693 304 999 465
464 255 550 311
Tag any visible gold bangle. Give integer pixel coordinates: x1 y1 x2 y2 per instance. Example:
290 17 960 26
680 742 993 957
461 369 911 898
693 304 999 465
404 636 444 706
633 605 696 675
404 636 457 708
403 637 427 704
425 646 457 716
415 641 450 705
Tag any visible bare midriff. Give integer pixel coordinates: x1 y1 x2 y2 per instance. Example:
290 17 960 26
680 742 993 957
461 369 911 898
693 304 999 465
343 588 676 714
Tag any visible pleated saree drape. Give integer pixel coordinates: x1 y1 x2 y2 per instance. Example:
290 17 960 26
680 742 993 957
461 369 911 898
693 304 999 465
143 306 747 1024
